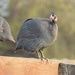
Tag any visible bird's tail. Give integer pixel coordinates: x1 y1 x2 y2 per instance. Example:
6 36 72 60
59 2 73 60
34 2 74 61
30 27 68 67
14 47 19 53
14 39 22 53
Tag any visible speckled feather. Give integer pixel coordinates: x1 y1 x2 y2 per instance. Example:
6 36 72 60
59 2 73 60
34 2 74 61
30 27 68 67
16 18 58 53
0 17 15 42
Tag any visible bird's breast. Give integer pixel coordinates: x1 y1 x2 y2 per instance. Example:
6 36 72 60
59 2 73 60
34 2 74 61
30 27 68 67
48 24 58 44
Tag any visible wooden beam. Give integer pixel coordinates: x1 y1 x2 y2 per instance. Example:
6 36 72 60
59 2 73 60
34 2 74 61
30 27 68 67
58 63 75 75
0 56 59 75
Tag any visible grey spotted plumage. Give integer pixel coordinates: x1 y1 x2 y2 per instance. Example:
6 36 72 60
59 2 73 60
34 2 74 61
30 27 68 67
15 13 58 59
0 17 15 43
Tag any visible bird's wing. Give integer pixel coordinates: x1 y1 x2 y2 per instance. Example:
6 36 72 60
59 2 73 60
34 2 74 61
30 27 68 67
17 19 40 40
17 18 50 40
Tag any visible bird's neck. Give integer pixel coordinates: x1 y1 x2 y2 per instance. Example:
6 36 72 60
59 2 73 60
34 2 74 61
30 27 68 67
50 20 56 26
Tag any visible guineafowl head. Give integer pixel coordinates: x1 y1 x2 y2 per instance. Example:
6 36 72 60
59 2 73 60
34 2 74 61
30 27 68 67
50 12 58 23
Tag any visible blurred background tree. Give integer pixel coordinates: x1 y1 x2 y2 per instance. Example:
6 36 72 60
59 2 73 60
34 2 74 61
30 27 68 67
0 0 75 59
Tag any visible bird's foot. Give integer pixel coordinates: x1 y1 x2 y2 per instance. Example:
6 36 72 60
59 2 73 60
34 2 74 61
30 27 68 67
41 57 49 63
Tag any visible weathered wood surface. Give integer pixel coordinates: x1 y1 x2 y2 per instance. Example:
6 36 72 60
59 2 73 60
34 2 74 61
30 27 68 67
58 63 75 75
0 56 75 75
0 56 58 75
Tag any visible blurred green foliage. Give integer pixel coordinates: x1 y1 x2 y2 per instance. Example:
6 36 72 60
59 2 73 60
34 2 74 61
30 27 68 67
0 0 75 59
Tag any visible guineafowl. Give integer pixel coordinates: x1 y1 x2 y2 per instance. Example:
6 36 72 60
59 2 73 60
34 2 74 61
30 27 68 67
15 12 58 59
0 17 15 43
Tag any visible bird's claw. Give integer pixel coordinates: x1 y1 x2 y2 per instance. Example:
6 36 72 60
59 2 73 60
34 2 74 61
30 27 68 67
41 57 49 63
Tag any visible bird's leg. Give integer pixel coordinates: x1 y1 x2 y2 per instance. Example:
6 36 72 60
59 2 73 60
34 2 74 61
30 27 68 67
36 51 40 59
39 50 44 60
39 50 48 62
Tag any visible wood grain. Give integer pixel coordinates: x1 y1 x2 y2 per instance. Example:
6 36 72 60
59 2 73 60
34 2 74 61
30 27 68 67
0 56 59 75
